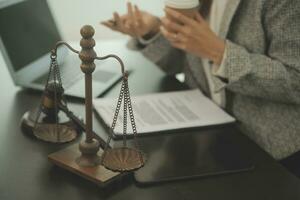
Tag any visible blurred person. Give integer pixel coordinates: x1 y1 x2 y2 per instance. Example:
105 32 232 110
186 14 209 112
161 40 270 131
102 0 300 177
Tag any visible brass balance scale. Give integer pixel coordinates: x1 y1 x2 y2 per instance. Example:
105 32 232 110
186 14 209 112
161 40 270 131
21 25 145 186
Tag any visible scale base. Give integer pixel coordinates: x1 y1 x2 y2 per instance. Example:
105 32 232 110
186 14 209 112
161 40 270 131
48 144 122 187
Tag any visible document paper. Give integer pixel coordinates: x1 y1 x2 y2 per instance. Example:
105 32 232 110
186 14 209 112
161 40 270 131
93 89 235 135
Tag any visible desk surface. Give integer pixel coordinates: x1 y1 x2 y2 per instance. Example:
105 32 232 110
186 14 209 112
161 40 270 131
0 39 300 200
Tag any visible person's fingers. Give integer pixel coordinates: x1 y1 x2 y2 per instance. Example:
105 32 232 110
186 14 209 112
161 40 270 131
162 17 194 39
124 20 131 29
164 7 196 26
171 41 186 50
108 19 116 23
100 21 114 27
177 32 188 43
100 20 118 31
113 12 124 31
127 2 135 25
134 4 144 27
161 17 183 33
121 15 129 24
160 26 178 42
160 26 174 40
127 2 138 35
161 26 187 50
195 12 205 23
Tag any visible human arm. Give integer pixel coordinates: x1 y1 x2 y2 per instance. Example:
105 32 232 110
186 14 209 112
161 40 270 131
101 2 185 75
161 4 300 104
211 0 300 104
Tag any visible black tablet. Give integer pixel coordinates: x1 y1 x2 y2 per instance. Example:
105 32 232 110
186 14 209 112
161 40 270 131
134 125 254 184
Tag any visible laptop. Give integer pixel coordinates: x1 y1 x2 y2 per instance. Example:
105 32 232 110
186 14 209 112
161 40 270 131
0 0 122 98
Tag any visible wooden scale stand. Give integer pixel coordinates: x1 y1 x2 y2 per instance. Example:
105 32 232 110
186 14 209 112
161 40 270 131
21 25 145 186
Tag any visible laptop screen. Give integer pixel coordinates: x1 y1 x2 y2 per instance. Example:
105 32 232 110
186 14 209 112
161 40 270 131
0 0 61 72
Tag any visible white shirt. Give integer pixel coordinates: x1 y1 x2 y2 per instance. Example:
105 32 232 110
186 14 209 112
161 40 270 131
202 0 229 108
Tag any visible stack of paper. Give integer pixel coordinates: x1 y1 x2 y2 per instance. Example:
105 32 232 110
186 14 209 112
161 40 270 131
93 89 235 135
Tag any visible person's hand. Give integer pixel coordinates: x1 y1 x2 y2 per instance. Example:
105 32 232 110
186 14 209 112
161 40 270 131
161 8 225 65
101 2 161 38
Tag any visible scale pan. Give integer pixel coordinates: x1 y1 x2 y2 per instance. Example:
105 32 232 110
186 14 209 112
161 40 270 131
33 124 78 143
102 147 145 172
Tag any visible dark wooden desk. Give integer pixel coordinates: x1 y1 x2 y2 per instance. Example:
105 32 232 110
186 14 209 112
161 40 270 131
0 40 300 200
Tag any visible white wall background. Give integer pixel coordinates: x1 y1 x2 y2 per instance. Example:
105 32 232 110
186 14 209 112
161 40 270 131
47 0 164 41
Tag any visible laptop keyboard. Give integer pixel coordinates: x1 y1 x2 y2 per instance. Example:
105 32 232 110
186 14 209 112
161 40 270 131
33 64 83 89
33 63 118 89
60 64 83 87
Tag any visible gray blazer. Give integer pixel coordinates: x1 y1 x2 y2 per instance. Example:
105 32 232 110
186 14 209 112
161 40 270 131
139 0 300 160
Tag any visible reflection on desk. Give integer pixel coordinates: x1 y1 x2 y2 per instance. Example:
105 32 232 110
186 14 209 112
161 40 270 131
0 39 300 200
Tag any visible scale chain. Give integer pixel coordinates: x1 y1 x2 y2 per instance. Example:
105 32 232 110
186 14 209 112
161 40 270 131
111 81 125 130
102 80 125 160
125 80 144 163
33 55 56 131
123 79 128 147
53 58 60 142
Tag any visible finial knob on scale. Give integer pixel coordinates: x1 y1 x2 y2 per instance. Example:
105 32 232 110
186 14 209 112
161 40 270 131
79 25 97 74
80 25 95 38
